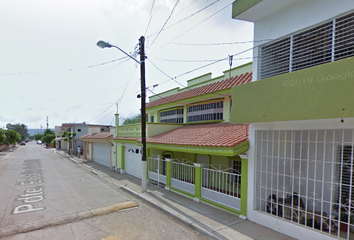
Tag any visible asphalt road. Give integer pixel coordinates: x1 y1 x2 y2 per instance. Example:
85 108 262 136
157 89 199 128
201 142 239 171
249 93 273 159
0 142 208 240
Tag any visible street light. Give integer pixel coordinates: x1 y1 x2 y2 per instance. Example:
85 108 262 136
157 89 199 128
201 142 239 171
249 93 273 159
97 37 147 193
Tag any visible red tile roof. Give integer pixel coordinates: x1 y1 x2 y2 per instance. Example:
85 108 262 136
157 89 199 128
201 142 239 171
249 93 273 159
146 123 249 148
81 132 112 140
78 134 89 140
146 72 252 108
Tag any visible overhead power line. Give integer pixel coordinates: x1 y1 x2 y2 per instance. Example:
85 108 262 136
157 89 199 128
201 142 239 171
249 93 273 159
147 0 219 39
147 58 186 88
144 0 156 36
167 2 232 44
0 56 129 77
149 0 180 48
168 39 275 46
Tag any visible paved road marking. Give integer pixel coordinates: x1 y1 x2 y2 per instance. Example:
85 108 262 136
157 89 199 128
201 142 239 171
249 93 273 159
12 159 45 215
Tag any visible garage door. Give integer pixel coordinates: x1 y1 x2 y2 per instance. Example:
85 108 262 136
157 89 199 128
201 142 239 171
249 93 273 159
125 144 142 179
93 143 110 167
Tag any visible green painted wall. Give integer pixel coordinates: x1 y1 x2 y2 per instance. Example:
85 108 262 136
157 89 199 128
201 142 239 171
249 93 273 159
232 0 262 19
223 98 231 123
115 143 122 168
187 73 212 87
231 57 354 124
147 123 183 137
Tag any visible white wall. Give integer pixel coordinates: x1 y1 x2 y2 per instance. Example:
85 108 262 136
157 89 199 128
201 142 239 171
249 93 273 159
252 0 354 81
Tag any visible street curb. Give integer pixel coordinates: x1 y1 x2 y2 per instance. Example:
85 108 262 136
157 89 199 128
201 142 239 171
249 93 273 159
120 186 218 240
0 201 138 238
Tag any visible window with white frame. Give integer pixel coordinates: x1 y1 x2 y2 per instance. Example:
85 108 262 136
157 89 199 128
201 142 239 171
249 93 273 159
160 108 183 123
259 10 354 80
187 101 223 122
255 129 354 239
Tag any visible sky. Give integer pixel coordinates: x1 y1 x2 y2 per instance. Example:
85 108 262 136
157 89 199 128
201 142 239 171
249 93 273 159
0 0 253 130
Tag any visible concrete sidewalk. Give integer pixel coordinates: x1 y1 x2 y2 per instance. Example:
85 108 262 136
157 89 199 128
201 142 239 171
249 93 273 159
55 149 293 240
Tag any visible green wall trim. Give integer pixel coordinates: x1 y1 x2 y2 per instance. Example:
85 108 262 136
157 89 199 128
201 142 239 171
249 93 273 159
115 145 118 166
146 89 231 112
231 57 354 123
146 148 150 179
146 140 249 157
159 106 184 113
194 165 202 199
113 139 139 145
168 188 241 215
121 145 125 170
186 120 224 125
169 187 195 198
166 160 171 188
232 0 262 19
240 158 248 216
200 198 241 215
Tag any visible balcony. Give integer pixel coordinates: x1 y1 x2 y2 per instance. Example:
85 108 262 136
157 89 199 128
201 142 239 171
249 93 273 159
117 123 183 138
230 57 354 124
232 0 297 22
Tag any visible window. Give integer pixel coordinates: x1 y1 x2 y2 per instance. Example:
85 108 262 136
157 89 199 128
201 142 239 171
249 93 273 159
160 108 184 123
259 10 354 80
77 129 81 132
292 22 332 71
187 101 223 122
260 37 290 79
335 12 354 60
150 115 154 123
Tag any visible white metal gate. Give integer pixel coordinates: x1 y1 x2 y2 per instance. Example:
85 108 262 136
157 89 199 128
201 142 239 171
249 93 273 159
171 159 195 195
201 164 241 211
148 156 166 188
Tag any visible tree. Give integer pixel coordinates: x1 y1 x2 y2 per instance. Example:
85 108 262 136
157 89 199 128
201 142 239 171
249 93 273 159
62 131 76 155
6 123 29 141
4 130 21 145
0 128 6 145
34 134 42 141
42 133 55 145
123 114 141 125
43 129 54 136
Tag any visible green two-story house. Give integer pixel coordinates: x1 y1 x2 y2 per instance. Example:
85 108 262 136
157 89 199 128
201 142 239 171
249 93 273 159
114 63 252 216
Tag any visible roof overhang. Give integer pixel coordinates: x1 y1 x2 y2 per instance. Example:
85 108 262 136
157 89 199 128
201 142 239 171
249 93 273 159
232 0 298 22
146 140 249 157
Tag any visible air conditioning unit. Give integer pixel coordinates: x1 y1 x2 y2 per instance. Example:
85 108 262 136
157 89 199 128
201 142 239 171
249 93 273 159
111 166 115 171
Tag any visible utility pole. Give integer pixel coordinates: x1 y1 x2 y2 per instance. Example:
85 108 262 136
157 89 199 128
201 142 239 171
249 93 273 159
139 36 147 193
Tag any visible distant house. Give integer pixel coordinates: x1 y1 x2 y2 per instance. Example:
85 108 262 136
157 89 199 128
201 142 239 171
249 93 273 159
79 126 115 168
56 123 113 158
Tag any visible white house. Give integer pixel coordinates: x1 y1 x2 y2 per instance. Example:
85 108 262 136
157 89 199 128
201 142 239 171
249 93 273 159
231 1 354 239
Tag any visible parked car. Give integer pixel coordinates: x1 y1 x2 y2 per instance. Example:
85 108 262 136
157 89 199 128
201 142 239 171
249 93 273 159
37 140 42 144
20 141 26 146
